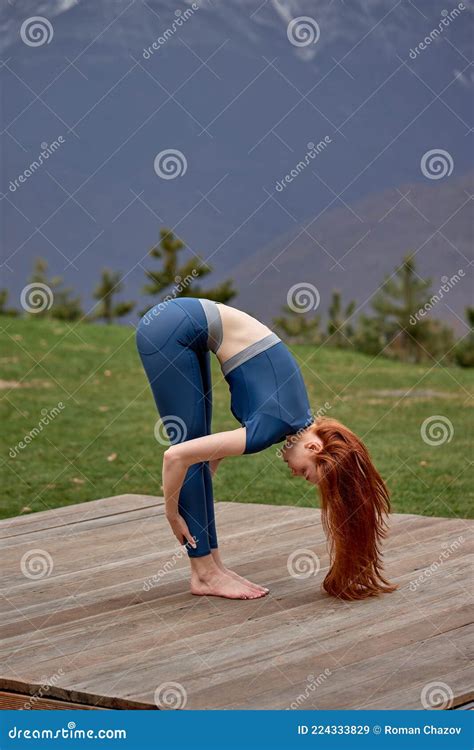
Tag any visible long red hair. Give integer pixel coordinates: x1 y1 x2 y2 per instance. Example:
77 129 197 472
310 417 398 600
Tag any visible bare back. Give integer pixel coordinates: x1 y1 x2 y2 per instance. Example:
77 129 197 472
214 302 273 367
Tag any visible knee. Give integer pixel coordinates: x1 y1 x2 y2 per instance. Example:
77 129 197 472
163 446 181 464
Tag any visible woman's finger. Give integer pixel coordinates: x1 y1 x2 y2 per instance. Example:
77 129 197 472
169 515 196 549
181 522 197 549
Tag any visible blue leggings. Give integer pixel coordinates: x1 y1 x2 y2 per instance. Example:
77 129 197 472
135 298 218 558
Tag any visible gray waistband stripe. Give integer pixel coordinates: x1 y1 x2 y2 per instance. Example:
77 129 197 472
222 332 281 377
198 298 223 353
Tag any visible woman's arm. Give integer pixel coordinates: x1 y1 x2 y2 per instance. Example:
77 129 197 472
209 458 222 477
162 427 246 546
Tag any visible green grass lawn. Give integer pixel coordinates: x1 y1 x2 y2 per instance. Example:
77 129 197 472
1 316 472 520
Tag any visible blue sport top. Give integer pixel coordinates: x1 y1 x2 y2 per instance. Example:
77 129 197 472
224 340 314 454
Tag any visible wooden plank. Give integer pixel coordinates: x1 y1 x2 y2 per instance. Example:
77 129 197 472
3 558 470 708
0 496 472 711
11 585 470 710
0 544 470 677
0 496 306 540
2 519 468 640
176 602 473 710
358 669 474 710
1 516 469 629
0 510 323 613
0 679 157 710
0 494 164 539
2 561 468 678
0 690 107 710
0 506 166 549
0 549 468 650
453 699 474 709
213 626 473 710
2 506 463 597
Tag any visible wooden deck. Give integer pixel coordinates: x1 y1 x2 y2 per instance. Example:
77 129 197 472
1 494 472 710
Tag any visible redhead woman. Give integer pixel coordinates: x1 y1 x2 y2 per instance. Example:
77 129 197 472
136 297 398 601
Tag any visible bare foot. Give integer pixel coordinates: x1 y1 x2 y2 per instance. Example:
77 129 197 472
218 566 269 594
211 551 269 594
190 570 267 600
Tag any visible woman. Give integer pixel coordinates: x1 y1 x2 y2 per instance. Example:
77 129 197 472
136 296 398 601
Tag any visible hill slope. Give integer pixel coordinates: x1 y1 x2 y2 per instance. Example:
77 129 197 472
1 317 472 519
229 171 474 330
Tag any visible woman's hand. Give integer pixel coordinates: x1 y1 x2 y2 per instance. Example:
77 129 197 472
166 512 197 550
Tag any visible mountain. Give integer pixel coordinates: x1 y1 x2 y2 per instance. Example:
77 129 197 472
230 171 474 331
1 0 473 323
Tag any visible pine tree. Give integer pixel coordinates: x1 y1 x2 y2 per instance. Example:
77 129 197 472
422 318 455 364
0 290 19 316
26 258 83 321
370 254 433 363
353 312 387 357
92 269 135 324
141 228 236 314
354 254 458 363
327 290 356 348
273 304 321 345
454 307 474 368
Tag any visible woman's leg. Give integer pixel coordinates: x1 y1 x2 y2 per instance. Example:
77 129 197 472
136 305 266 598
196 329 268 594
196 345 218 551
138 342 214 556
